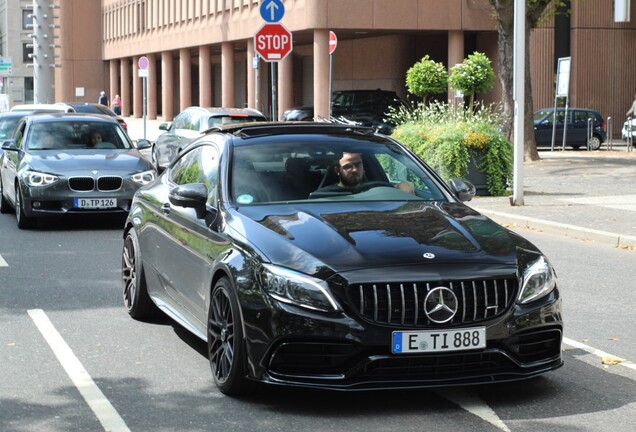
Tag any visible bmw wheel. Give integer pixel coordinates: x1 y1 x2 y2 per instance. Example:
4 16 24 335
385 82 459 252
207 277 251 396
0 178 11 214
588 135 602 151
122 228 160 320
15 185 34 229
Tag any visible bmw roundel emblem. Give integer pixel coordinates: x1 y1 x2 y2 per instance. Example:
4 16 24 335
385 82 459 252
423 253 435 259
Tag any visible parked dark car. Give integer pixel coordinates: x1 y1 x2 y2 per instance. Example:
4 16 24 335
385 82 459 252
533 107 606 150
62 102 128 131
0 113 156 229
122 122 563 396
153 106 266 170
281 89 404 133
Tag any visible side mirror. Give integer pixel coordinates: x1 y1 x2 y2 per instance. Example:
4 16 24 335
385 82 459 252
135 139 152 150
159 123 170 131
448 178 476 202
1 139 18 151
168 183 215 221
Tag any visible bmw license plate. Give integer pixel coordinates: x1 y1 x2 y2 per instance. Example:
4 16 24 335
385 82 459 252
392 327 486 354
74 198 117 209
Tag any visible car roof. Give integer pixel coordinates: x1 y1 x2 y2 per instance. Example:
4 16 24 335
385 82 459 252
10 103 75 113
25 112 120 124
64 102 119 115
183 106 266 117
202 121 377 140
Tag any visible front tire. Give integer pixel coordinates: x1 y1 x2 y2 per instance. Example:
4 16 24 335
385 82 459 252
0 178 11 214
122 228 160 320
207 277 251 396
15 185 34 229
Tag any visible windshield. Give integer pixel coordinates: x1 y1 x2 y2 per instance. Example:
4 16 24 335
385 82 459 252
26 120 132 151
230 136 447 205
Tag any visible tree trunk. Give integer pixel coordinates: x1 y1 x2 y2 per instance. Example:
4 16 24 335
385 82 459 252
489 0 554 162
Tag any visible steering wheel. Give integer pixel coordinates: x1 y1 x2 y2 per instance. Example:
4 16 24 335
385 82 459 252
355 181 392 192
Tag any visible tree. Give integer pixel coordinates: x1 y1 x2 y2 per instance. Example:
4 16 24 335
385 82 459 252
488 0 564 161
448 52 495 114
405 55 448 105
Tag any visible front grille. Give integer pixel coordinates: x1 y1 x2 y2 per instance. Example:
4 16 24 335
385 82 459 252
69 177 95 191
348 278 517 327
268 342 359 376
97 176 122 191
68 176 123 192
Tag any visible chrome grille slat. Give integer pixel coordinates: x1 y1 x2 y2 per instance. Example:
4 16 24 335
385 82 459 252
348 277 518 327
399 284 405 325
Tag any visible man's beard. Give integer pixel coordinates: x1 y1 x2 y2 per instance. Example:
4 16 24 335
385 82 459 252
339 172 362 188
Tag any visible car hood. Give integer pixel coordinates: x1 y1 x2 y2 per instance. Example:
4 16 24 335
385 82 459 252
25 150 153 174
229 201 536 276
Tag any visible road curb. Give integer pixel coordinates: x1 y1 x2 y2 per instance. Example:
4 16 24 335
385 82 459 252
473 208 636 250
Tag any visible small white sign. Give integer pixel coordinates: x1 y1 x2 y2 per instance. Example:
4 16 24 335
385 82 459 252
138 69 148 78
75 87 85 97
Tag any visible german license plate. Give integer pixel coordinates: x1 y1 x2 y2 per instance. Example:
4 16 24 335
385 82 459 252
74 198 117 209
392 327 486 354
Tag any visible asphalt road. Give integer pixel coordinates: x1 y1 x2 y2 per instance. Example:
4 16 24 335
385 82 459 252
1 211 636 431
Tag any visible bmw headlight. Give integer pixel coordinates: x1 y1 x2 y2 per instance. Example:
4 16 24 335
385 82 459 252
518 255 557 304
261 264 341 313
131 169 156 185
23 170 59 187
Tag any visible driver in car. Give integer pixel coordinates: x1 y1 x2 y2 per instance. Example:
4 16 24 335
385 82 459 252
319 152 414 193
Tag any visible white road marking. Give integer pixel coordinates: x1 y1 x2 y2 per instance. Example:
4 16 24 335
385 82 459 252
563 337 636 371
435 388 511 432
0 254 7 267
28 309 131 432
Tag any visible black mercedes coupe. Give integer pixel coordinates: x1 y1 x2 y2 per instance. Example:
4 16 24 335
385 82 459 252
121 122 563 395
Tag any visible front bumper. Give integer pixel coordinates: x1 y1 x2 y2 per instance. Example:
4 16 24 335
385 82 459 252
244 292 563 391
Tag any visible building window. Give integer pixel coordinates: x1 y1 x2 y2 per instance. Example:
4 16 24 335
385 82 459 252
22 9 34 30
23 43 33 63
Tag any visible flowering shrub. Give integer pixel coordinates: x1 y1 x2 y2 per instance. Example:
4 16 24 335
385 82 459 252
390 102 512 196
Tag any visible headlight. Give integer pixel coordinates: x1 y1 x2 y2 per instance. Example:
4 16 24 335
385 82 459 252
518 255 557 304
23 170 59 187
131 169 156 185
261 264 341 313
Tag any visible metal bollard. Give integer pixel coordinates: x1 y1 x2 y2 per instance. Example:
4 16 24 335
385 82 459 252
607 117 612 151
587 118 593 151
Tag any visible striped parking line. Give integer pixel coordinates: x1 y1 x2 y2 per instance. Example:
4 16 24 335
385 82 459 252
0 254 7 267
28 309 131 432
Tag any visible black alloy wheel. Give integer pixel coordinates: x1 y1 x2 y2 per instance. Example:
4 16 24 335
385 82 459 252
15 184 34 229
122 229 160 319
207 277 251 396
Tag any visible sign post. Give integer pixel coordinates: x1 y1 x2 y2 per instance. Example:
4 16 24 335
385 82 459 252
255 0 291 121
552 57 571 151
328 32 337 118
138 56 149 140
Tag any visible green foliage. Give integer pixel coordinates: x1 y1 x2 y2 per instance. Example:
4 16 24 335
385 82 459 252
448 52 495 113
405 55 448 103
391 101 512 196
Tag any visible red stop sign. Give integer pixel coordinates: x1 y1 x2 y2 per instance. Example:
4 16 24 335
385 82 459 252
254 23 293 62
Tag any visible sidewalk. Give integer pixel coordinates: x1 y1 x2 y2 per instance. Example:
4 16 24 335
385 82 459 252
470 148 636 249
124 115 636 248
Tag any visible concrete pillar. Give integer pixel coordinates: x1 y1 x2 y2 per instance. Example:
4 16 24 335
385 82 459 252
221 42 235 107
121 58 132 117
313 29 330 119
162 51 174 121
179 48 192 111
133 56 142 118
448 30 464 101
278 55 293 121
109 60 119 103
246 39 256 109
147 53 157 119
199 46 212 107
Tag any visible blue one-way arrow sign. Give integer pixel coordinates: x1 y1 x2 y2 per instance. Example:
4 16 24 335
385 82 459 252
260 0 285 23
